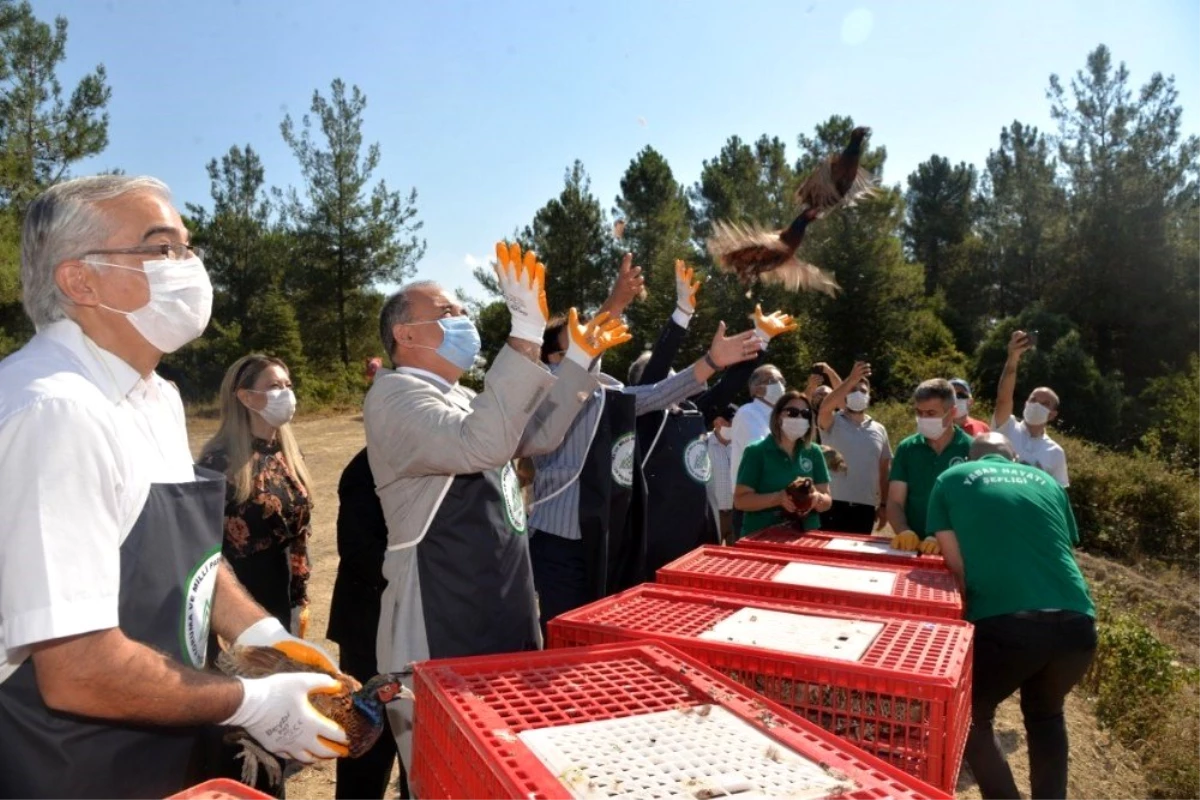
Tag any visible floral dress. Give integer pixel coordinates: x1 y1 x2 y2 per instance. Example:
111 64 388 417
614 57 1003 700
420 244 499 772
199 438 311 628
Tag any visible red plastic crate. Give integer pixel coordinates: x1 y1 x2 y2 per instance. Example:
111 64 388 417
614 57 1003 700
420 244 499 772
658 545 963 620
167 778 272 799
738 526 949 571
410 640 950 799
547 584 972 792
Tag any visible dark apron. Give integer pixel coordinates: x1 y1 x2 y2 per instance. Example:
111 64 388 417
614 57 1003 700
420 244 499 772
416 463 540 659
0 467 226 799
577 387 642 600
642 407 713 574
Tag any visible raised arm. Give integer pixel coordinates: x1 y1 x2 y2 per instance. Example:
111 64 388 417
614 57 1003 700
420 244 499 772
626 321 761 414
994 330 1032 425
820 361 870 433
637 261 702 385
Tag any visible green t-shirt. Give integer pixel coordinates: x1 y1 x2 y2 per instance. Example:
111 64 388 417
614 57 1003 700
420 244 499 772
888 426 973 536
735 437 829 536
926 455 1094 622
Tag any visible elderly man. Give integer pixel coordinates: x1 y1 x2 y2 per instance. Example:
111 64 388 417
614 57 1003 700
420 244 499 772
729 363 786 519
365 243 628 771
0 176 346 798
993 330 1069 487
929 433 1096 800
886 378 973 553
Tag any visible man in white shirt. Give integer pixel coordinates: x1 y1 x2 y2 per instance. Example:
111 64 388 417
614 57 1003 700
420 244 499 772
703 404 739 544
0 176 348 798
992 330 1070 487
729 364 784 537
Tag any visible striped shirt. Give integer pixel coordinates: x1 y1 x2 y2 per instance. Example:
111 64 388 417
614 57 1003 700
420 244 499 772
704 432 733 513
529 367 707 540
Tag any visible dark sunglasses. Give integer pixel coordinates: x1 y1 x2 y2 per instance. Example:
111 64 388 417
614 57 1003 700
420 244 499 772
782 407 812 419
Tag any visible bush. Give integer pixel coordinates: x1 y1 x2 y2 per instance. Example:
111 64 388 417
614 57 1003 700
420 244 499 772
1133 354 1200 473
294 360 369 410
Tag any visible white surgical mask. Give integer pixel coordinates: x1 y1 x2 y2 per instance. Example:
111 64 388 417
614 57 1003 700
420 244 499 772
95 256 213 353
250 388 296 428
1023 401 1052 426
954 398 970 418
846 391 870 412
916 415 947 440
781 417 810 440
763 381 785 404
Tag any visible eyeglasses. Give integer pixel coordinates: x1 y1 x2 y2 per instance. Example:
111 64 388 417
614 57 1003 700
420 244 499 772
782 407 812 419
82 243 205 261
955 393 969 400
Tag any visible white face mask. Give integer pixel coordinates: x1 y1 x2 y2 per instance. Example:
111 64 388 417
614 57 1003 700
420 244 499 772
781 417 810 441
763 381 785 404
1023 401 1052 426
249 388 297 428
845 391 870 412
95 256 213 353
954 398 970 418
916 415 947 440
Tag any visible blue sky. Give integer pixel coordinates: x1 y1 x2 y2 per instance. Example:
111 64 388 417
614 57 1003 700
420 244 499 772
33 0 1200 299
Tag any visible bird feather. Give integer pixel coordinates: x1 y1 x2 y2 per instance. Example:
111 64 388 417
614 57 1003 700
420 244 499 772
756 259 841 297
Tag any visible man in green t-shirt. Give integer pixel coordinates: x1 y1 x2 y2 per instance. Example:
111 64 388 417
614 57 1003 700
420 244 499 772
886 378 972 553
928 433 1096 800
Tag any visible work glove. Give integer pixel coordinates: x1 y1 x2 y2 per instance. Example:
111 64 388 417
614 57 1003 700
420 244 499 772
222 672 350 762
752 304 798 346
494 241 549 344
890 530 921 552
675 260 702 316
564 309 632 369
237 616 337 674
919 537 942 555
289 604 310 639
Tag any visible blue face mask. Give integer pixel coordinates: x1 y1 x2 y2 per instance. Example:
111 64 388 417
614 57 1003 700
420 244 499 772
409 316 481 371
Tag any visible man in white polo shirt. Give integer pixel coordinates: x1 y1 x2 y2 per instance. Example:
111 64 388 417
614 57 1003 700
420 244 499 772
992 330 1069 487
0 176 348 798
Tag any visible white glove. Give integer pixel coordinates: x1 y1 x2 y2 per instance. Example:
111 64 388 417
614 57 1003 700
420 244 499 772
222 672 349 763
494 241 549 344
237 616 338 674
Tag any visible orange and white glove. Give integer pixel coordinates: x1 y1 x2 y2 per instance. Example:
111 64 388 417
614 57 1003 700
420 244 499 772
675 260 702 316
494 241 549 344
752 304 798 346
222 671 349 762
237 616 338 674
564 308 632 369
919 537 942 555
289 604 310 639
890 530 921 552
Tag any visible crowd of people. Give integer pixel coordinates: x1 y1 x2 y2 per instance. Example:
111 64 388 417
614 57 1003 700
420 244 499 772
0 175 1093 800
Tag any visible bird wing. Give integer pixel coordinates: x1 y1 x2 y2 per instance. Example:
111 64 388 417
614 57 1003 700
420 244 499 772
706 220 795 276
217 644 337 680
795 160 878 214
756 258 841 297
840 166 879 207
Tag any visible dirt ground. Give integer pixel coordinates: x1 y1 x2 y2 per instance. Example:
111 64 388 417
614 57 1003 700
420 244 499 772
188 412 1148 800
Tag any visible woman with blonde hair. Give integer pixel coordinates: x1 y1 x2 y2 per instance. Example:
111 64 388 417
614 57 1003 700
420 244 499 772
199 354 314 637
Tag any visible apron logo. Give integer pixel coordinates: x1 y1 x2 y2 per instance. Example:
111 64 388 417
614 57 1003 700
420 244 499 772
500 463 527 534
611 433 635 488
180 548 221 667
798 456 813 473
684 437 712 484
949 456 966 467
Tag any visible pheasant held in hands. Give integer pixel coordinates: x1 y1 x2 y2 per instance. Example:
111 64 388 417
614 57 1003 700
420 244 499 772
216 645 413 788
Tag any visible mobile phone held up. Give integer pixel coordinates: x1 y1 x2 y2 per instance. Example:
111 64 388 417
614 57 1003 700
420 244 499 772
1027 330 1039 349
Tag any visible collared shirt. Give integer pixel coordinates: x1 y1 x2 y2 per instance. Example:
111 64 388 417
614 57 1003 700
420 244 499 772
729 398 772 494
822 412 892 506
704 432 733 512
396 366 452 392
956 415 991 436
889 426 974 536
736 436 830 535
529 368 706 540
0 320 194 683
995 416 1069 487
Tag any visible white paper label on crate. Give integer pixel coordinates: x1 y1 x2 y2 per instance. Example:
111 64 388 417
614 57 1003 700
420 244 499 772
518 705 854 799
772 561 897 595
698 607 884 662
823 537 918 558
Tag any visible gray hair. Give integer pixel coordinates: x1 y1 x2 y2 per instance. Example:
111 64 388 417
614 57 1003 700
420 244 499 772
970 432 1017 461
21 175 171 327
913 378 955 409
379 280 439 364
749 363 781 392
627 350 652 385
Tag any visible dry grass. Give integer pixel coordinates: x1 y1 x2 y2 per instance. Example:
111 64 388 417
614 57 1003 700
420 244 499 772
188 411 1158 800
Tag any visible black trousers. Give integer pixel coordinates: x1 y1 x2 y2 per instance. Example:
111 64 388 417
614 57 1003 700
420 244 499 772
529 531 591 635
334 646 408 800
820 500 877 534
965 611 1097 800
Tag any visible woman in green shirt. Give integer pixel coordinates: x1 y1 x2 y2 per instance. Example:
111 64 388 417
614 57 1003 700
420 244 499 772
734 390 832 536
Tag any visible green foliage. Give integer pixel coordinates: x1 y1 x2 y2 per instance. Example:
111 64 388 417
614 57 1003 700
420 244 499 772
293 359 367 410
973 308 1124 444
1133 354 1200 472
903 155 977 295
280 79 424 365
158 320 245 402
246 289 306 374
886 302 971 394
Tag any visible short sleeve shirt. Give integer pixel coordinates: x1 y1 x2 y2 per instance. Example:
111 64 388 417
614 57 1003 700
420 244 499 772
888 426 973 537
822 412 892 506
0 320 195 684
996 416 1069 487
926 455 1093 622
736 437 829 535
